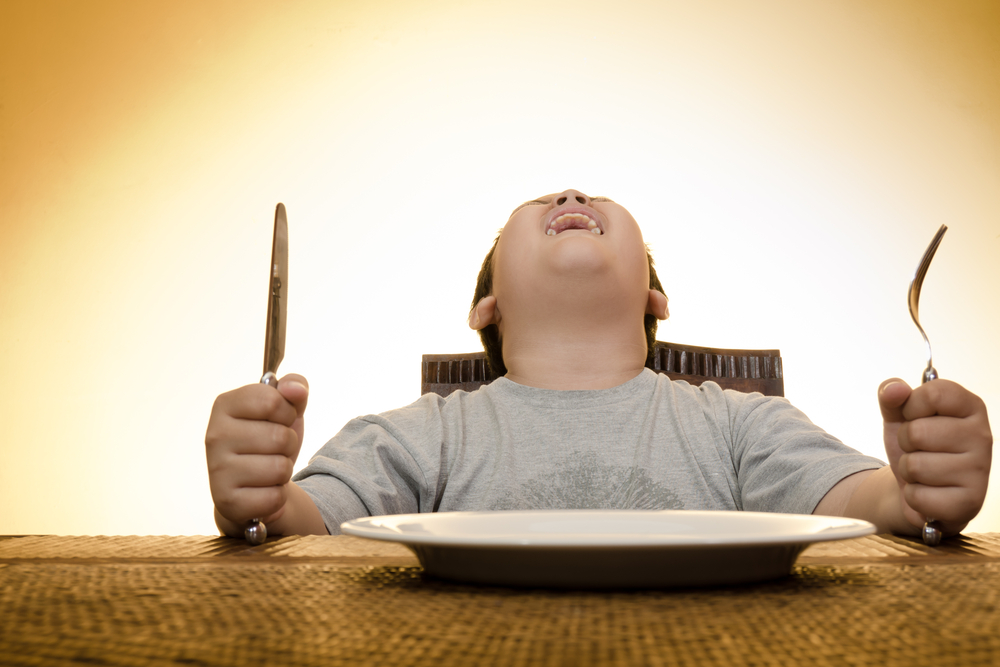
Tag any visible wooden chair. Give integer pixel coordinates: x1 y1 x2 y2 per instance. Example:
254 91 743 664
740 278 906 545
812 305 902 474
422 341 784 397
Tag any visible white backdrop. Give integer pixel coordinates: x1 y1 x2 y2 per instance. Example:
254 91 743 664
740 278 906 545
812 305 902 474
2 0 998 535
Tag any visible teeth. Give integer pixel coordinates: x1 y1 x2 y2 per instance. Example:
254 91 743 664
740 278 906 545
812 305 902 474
547 212 603 236
554 213 594 225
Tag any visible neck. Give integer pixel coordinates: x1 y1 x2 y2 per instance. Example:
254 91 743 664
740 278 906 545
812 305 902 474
499 290 649 390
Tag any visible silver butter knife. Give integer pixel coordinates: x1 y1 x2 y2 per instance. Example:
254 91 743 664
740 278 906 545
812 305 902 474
245 203 289 546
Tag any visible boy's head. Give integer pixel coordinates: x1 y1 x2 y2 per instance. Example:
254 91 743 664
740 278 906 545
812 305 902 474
469 190 668 376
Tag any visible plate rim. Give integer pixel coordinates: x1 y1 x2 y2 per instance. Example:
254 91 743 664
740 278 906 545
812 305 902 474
340 509 876 548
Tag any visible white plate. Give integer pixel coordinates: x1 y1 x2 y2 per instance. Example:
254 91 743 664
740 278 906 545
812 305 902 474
341 510 875 588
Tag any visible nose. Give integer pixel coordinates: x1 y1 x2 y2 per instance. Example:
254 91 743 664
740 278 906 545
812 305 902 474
554 189 590 207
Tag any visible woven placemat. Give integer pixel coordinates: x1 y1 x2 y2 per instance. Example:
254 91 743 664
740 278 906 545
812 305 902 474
1 534 999 666
2 559 998 666
0 534 416 562
3 533 999 563
799 531 1000 563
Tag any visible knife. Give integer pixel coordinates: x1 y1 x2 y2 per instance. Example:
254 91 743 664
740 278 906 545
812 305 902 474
245 203 289 546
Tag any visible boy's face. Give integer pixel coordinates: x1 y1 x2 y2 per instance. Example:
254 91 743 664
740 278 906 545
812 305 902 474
484 189 658 332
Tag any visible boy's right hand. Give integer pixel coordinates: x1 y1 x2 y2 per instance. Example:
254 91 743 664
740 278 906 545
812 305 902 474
205 374 309 534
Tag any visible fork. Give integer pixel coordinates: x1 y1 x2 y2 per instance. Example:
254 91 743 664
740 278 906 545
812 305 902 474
907 224 947 545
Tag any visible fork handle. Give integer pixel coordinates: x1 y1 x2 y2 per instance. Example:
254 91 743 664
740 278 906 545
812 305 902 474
920 369 943 545
922 521 943 546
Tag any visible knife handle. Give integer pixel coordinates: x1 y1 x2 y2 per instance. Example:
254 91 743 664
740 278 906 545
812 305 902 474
244 518 267 546
245 372 279 545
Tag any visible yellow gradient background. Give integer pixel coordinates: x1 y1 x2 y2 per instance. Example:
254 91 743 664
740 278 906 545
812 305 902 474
2 1 998 535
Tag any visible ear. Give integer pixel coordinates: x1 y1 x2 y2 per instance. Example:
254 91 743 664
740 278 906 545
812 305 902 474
645 290 669 320
469 295 500 330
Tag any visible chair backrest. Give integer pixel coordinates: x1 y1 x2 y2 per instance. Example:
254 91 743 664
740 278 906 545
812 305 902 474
421 341 784 397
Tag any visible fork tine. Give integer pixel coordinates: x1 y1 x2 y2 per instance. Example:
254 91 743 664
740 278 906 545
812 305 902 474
916 225 948 283
908 225 947 322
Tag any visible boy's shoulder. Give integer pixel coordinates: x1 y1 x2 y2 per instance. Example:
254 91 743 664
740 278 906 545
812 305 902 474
394 369 782 423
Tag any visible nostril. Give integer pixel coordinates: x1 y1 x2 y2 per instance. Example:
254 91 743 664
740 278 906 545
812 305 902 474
575 196 586 203
556 196 567 205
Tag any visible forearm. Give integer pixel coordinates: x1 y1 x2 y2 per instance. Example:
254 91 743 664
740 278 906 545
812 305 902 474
214 482 330 538
842 466 920 535
815 466 919 536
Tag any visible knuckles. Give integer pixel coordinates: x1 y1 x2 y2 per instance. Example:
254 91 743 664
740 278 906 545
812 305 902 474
269 423 299 455
899 419 937 453
255 387 290 421
904 379 954 420
934 491 982 525
901 467 989 525
204 420 231 453
919 379 948 404
898 415 993 457
216 485 287 524
211 463 291 523
216 384 294 423
897 453 917 484
259 453 295 486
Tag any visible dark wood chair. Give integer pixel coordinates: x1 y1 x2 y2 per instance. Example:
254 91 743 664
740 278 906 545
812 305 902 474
422 341 784 397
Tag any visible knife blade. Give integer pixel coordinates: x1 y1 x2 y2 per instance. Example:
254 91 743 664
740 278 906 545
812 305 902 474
261 203 288 387
246 203 288 546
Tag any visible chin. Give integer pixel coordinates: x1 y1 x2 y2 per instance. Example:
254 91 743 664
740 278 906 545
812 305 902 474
547 234 614 275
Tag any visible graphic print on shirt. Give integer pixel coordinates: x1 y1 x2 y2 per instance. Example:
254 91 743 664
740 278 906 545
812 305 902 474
491 451 683 510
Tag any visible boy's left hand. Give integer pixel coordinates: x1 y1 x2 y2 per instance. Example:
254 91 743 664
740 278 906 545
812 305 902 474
879 378 993 536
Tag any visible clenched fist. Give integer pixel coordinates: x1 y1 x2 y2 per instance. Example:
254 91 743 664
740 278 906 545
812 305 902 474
880 378 993 537
206 374 326 537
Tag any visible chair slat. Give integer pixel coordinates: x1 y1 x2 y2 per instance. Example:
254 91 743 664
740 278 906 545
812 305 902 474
422 342 784 397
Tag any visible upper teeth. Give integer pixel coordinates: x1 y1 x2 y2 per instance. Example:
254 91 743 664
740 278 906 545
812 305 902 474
547 213 602 236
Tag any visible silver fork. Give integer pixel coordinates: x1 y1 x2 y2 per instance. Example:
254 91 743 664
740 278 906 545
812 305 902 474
907 224 947 545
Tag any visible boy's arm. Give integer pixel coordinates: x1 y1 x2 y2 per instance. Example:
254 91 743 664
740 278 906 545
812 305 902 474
815 378 992 536
814 467 915 535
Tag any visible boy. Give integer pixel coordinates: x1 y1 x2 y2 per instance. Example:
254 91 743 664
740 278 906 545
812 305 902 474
206 190 992 539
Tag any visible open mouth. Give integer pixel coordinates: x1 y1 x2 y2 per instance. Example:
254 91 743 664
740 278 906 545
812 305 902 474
546 212 603 236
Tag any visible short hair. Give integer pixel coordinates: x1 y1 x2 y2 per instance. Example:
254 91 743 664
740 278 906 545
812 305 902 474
470 233 666 377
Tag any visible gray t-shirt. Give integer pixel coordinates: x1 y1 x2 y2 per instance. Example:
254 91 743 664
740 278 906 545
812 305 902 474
294 369 884 533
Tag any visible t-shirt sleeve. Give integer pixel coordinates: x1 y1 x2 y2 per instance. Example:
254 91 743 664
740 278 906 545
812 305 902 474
292 395 445 534
717 389 885 514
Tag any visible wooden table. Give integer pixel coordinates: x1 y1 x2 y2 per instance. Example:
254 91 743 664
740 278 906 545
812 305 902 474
2 533 1000 666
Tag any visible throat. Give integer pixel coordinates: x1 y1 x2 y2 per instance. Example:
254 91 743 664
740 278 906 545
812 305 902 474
503 344 648 390
500 320 649 390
